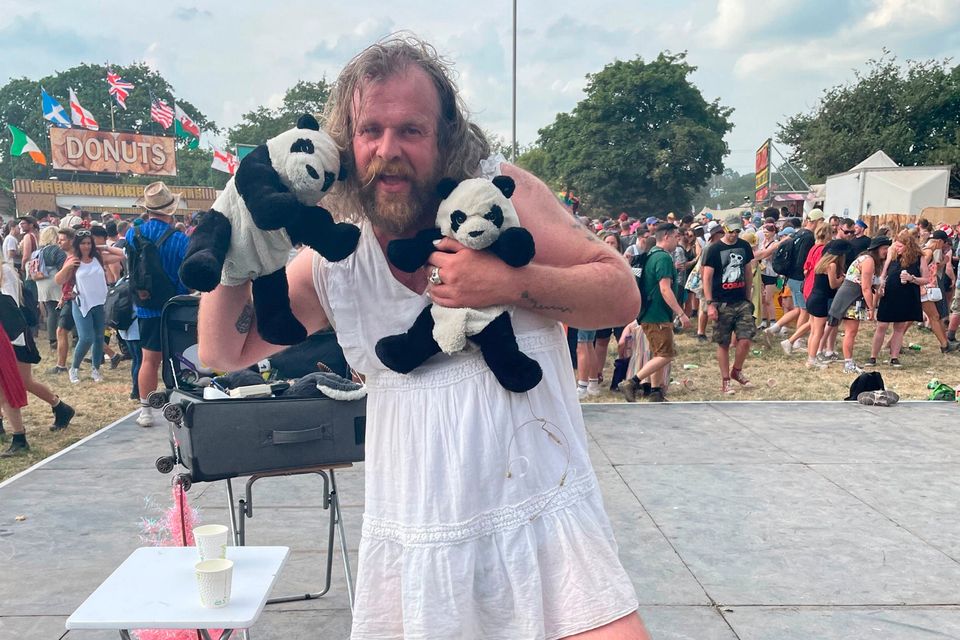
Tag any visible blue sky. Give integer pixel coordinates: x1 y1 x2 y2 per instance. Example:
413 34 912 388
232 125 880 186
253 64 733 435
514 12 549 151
2 0 959 174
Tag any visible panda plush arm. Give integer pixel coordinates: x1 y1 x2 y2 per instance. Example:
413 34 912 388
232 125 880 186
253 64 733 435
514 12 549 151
235 145 302 232
387 227 444 273
488 226 535 268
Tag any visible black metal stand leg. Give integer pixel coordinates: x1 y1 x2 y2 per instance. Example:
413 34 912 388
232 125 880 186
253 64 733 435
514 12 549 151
199 629 235 640
226 477 241 545
330 470 355 611
119 631 133 640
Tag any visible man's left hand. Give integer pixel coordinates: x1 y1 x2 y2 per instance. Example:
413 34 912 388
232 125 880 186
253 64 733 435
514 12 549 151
427 237 515 309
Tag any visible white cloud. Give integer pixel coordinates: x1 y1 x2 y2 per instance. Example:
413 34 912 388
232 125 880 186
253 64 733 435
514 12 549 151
859 0 960 31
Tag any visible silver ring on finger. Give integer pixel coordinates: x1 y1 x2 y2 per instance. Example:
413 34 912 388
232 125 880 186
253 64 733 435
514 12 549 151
429 266 443 286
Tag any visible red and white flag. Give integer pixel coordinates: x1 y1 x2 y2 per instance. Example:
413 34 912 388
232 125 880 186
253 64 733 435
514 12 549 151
150 92 175 129
211 147 239 175
106 70 134 109
69 88 99 130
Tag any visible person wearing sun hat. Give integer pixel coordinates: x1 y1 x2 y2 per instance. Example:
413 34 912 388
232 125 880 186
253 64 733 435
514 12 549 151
125 181 191 427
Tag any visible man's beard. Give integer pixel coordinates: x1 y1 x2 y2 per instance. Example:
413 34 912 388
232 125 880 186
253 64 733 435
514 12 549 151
359 157 438 236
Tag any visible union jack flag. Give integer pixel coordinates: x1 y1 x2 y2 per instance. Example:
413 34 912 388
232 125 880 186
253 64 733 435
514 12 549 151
106 70 134 109
149 90 174 129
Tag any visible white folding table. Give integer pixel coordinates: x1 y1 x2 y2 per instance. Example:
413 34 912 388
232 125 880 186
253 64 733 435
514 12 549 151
66 546 289 640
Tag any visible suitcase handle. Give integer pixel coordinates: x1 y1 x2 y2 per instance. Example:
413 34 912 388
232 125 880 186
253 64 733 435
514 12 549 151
271 425 328 445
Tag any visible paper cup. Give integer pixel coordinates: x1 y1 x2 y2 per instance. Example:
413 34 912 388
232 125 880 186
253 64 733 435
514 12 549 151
196 558 233 608
194 524 229 561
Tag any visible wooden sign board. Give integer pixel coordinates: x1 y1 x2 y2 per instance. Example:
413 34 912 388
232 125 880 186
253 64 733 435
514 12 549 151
49 129 177 176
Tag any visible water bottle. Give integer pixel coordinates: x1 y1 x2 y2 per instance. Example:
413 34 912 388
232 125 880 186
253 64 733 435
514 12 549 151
909 343 922 352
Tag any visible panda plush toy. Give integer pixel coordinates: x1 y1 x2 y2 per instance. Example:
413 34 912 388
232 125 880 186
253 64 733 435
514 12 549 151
375 175 543 393
179 114 360 345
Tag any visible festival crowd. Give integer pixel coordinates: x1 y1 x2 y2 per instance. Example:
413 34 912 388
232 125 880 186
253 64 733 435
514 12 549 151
573 207 960 401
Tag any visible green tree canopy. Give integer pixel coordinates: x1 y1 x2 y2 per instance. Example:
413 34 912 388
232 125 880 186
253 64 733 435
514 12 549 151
227 79 331 147
777 55 960 197
535 52 733 216
0 62 217 187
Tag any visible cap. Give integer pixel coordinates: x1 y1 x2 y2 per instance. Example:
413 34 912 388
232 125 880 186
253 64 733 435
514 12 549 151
906 223 917 230
777 227 796 238
824 239 851 256
807 208 825 221
855 219 868 229
868 235 893 250
723 214 743 231
704 213 714 220
645 216 659 225
931 230 949 241
706 221 723 236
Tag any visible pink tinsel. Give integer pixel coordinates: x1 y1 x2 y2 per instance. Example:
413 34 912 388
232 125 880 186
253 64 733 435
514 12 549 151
136 484 224 640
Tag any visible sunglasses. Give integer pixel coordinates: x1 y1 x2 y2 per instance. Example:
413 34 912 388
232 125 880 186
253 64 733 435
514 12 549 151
723 227 741 234
841 229 854 235
75 229 91 238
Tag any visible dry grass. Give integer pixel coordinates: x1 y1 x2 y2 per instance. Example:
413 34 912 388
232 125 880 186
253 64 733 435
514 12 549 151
581 320 960 404
3 321 957 481
0 344 140 482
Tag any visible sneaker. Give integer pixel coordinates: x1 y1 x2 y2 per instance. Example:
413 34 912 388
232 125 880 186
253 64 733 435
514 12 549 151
586 379 601 397
619 378 639 403
942 342 959 354
68 368 80 384
794 338 807 350
0 438 29 457
647 389 667 403
109 353 122 370
806 358 827 369
720 378 736 395
49 401 75 432
857 390 900 407
758 320 768 330
843 361 863 374
864 357 877 367
46 365 67 375
136 407 155 428
90 368 104 383
823 352 841 362
778 326 791 337
731 368 754 388
696 334 709 343
129 390 140 400
764 324 781 335
780 339 793 355
890 358 902 368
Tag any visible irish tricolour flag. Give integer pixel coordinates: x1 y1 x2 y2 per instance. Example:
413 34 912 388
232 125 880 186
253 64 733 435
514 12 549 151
7 125 46 165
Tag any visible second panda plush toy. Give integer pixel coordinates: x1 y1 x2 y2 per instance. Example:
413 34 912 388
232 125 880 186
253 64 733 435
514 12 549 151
375 175 543 393
179 114 360 345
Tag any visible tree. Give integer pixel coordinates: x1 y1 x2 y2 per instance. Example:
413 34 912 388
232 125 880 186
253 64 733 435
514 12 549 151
0 62 216 187
228 79 331 147
535 52 733 216
778 55 960 197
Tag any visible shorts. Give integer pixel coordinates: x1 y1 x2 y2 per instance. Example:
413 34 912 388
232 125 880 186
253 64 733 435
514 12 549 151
640 322 676 358
595 327 614 340
761 274 778 286
58 301 75 331
951 286 960 315
576 329 596 343
139 316 163 351
786 278 807 310
712 299 757 345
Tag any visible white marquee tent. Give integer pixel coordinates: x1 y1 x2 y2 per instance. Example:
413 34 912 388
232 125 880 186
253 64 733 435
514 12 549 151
824 150 950 218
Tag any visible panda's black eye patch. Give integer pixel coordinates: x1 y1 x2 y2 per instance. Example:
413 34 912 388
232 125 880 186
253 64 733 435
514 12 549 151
450 210 467 232
484 205 504 228
290 138 315 154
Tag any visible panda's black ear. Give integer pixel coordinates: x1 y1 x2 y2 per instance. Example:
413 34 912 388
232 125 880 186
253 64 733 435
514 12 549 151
492 175 515 199
436 177 459 200
297 113 320 131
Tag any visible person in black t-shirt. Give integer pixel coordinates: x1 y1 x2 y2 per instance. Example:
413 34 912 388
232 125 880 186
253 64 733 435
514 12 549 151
845 218 871 264
701 214 756 395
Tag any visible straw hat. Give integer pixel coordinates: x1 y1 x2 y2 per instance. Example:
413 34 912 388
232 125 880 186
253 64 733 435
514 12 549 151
134 181 182 215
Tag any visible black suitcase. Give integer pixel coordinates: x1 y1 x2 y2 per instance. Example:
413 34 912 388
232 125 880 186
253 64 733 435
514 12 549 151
156 296 366 484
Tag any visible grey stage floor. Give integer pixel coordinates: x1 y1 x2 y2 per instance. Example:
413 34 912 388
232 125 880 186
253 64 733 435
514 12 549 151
2 401 960 640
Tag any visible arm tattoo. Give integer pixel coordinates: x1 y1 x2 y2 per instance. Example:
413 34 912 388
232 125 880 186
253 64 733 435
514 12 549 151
235 303 254 334
520 290 573 314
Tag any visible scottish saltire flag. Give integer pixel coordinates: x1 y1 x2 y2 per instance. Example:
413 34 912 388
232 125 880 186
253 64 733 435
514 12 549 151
7 125 47 165
69 88 99 130
41 87 71 128
106 70 134 109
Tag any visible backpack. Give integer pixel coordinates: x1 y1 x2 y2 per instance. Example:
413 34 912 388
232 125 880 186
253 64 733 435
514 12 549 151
771 237 797 276
632 247 668 321
128 226 177 310
104 276 134 331
844 371 884 401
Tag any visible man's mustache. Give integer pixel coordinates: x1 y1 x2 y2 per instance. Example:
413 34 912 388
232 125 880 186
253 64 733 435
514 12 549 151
361 158 415 188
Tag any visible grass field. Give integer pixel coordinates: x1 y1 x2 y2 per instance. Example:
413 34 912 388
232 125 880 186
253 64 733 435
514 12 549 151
2 321 957 482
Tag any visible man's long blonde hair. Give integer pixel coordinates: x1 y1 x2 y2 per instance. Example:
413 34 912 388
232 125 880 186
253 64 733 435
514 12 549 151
322 33 490 221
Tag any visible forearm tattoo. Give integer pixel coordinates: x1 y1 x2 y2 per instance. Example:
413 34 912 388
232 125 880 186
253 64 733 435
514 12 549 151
235 303 254 334
520 290 572 314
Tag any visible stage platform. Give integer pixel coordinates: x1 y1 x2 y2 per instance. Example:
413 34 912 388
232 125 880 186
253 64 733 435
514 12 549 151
2 401 959 639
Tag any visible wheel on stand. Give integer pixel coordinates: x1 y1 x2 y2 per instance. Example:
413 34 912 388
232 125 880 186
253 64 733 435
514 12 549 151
162 403 184 423
175 473 192 492
155 456 176 474
147 391 167 409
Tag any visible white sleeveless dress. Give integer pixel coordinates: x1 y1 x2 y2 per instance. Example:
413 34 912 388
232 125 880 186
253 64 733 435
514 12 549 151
313 225 638 640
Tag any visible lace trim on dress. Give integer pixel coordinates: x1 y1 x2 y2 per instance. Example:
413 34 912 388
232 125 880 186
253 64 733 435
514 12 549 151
365 329 563 390
361 471 597 547
478 153 506 180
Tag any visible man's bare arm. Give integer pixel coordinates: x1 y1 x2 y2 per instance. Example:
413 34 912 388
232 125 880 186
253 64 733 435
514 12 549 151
427 163 640 329
701 265 715 302
197 249 330 371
